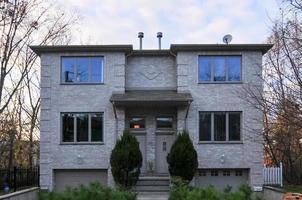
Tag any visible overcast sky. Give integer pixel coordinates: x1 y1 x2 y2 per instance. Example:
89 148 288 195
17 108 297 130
53 0 281 49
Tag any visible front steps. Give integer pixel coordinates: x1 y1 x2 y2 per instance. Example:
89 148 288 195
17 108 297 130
134 176 170 200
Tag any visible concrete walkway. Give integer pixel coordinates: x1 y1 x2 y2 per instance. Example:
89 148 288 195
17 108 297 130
136 192 169 200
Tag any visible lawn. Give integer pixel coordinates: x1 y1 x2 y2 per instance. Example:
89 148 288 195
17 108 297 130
283 185 302 193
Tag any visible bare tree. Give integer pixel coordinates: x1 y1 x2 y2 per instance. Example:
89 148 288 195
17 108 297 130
0 0 78 169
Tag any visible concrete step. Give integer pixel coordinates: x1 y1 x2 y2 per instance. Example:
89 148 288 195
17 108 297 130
134 185 170 192
136 192 169 200
136 179 170 186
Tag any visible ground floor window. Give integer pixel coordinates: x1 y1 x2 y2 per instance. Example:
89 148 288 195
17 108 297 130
61 112 104 143
199 111 241 142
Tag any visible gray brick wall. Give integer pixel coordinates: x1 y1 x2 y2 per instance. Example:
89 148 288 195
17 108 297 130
39 49 264 190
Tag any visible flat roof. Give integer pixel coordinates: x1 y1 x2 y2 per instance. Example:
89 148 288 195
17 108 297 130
30 45 133 55
30 43 273 55
170 44 273 54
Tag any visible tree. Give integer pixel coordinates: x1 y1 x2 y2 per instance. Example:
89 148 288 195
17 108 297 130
242 0 302 184
167 130 198 182
110 130 142 189
0 0 78 169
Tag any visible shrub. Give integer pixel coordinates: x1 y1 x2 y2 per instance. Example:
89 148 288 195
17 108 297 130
39 182 136 200
167 130 198 181
169 183 263 200
110 129 142 189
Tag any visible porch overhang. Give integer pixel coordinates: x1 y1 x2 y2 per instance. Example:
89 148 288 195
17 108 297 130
110 90 193 107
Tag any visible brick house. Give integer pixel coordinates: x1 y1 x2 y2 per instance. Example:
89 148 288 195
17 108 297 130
31 42 272 192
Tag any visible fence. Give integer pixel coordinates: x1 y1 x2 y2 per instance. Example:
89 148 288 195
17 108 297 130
263 162 283 187
0 167 39 192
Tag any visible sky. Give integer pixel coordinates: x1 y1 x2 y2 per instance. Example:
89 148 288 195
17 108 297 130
52 0 281 49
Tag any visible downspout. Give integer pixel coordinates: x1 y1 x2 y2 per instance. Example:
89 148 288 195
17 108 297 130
111 101 118 143
184 100 192 131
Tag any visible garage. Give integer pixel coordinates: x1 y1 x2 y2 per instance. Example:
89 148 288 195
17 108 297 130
54 169 108 192
195 169 249 190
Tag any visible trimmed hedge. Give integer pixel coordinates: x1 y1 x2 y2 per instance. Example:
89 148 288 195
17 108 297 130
169 181 263 200
39 182 136 200
167 130 198 181
110 129 142 189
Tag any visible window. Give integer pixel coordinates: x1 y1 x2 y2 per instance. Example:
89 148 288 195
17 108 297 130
223 170 231 176
198 56 241 82
211 170 218 176
61 113 103 143
199 113 211 141
129 117 145 129
199 112 241 142
61 57 104 83
156 117 173 129
235 170 243 176
199 170 207 176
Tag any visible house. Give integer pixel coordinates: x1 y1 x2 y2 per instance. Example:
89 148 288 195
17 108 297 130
31 38 272 192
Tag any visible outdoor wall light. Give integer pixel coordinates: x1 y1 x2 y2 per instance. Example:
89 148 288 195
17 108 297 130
77 154 84 164
220 154 225 164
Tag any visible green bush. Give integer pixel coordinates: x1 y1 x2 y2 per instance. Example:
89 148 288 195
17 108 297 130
167 130 198 181
110 129 142 189
169 183 263 200
39 182 136 200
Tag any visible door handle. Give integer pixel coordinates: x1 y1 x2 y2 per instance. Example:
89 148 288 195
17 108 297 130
163 141 167 151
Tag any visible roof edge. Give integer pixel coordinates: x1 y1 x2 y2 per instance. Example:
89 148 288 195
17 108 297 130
30 45 133 55
170 44 274 54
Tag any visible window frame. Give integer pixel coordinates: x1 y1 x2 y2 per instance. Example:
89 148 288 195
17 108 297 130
198 111 242 143
60 112 104 144
198 55 242 83
128 116 146 131
60 56 105 85
155 116 174 130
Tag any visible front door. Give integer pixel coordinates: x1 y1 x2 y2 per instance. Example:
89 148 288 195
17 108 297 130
156 134 175 174
134 134 147 174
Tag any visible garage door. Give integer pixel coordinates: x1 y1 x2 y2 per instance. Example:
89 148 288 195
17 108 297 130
195 169 249 190
54 169 108 192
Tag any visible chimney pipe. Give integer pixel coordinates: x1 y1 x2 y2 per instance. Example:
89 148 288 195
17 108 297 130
157 32 163 50
138 32 144 50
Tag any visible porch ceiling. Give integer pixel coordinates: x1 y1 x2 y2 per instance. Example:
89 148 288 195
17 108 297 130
110 90 193 107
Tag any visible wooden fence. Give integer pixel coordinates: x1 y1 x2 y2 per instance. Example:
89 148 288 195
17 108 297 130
263 162 283 187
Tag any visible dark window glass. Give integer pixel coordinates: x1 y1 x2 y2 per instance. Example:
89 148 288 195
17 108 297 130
76 114 89 142
223 170 231 176
129 117 145 129
91 57 103 82
76 57 89 82
91 113 103 142
214 57 225 81
62 58 75 82
199 170 207 176
199 113 211 141
235 170 243 176
199 57 211 81
211 170 218 176
214 113 226 141
229 113 241 141
156 117 173 129
62 114 74 142
228 56 241 81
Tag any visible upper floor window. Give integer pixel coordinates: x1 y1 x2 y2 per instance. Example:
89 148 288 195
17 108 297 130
61 57 104 83
61 113 103 143
198 56 241 82
199 111 241 142
129 117 145 129
156 117 173 129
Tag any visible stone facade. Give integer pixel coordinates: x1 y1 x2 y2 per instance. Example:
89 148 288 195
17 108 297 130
37 46 266 190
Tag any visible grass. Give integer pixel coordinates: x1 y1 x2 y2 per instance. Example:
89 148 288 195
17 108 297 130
283 185 302 193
